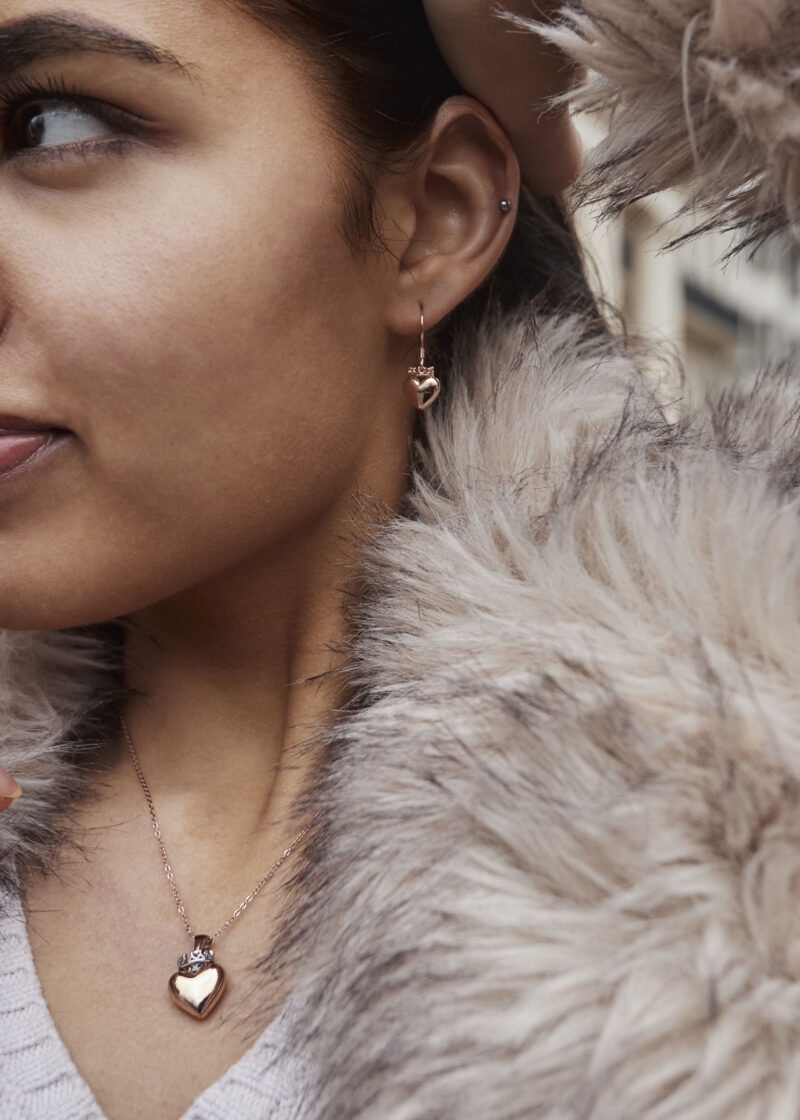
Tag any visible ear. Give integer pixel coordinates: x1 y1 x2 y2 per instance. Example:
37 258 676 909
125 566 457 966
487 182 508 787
376 95 521 340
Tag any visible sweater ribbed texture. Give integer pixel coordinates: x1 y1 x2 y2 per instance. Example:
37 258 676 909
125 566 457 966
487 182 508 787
0 885 311 1119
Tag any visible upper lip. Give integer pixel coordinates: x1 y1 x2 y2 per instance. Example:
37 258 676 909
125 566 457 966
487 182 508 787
0 413 64 432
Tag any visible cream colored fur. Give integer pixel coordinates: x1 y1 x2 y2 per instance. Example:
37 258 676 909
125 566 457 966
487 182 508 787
262 314 800 1119
522 0 800 253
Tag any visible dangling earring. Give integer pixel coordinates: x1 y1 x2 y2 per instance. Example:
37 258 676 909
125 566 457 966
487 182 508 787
403 301 441 411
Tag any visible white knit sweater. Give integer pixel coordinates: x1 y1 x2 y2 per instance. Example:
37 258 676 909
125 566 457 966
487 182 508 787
0 881 312 1119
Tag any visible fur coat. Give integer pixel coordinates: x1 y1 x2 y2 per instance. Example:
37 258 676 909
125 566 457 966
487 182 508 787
2 2 800 1117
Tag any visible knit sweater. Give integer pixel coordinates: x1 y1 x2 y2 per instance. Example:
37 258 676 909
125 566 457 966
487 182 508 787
0 874 311 1119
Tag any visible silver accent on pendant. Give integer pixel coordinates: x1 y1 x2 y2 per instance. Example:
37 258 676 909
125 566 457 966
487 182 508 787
178 945 215 974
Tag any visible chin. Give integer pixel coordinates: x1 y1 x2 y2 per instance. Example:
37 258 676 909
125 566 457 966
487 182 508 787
0 587 119 633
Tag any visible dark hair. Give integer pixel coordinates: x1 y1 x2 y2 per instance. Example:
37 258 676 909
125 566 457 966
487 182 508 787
224 0 606 414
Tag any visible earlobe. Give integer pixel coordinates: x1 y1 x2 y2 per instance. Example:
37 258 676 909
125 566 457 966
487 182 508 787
381 95 521 339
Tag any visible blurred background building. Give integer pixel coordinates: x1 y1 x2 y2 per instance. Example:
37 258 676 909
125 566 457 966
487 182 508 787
572 116 800 411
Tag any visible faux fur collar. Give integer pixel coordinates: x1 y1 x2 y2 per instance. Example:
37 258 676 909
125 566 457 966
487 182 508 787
4 305 800 1118
265 313 800 1120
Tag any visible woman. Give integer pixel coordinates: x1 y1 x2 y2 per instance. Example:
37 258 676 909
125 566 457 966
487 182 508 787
1 1 798 1118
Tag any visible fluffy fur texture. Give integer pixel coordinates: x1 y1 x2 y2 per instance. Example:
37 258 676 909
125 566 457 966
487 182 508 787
516 0 800 254
262 316 800 1119
5 307 800 1117
0 626 125 898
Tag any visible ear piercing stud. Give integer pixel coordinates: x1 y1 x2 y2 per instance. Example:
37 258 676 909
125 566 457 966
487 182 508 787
498 199 513 213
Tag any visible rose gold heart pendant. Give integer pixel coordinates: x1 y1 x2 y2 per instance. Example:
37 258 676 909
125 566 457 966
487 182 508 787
404 364 441 410
168 934 227 1020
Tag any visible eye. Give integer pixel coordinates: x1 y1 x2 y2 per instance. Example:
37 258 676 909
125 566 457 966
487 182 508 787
15 101 116 150
0 74 140 164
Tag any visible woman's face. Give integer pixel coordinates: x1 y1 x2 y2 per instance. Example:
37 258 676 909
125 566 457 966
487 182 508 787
0 1 414 628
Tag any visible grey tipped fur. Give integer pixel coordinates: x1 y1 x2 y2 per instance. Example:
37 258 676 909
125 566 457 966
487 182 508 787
257 312 800 1118
517 0 800 254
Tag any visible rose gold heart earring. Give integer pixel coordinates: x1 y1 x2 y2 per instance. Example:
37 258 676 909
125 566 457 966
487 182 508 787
403 301 441 411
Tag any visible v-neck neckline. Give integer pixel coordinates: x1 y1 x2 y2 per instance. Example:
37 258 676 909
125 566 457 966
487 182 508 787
0 881 303 1119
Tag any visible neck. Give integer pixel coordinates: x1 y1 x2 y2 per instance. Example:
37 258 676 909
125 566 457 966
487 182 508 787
103 499 382 879
85 400 414 890
124 537 349 818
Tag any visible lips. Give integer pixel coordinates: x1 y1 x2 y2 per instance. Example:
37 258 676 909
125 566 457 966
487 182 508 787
0 412 71 479
0 432 57 473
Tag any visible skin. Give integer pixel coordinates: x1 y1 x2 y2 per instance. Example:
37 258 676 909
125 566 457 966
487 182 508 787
0 0 526 870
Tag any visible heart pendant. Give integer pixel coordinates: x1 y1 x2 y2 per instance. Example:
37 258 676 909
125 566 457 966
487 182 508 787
404 365 441 411
168 934 227 1020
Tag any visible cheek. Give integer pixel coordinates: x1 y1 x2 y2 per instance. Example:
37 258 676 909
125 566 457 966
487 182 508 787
0 148 383 628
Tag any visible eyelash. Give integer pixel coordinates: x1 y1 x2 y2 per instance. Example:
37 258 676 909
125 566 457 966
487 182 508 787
0 72 139 166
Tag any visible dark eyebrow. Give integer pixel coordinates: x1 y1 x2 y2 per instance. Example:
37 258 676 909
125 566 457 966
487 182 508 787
0 12 197 84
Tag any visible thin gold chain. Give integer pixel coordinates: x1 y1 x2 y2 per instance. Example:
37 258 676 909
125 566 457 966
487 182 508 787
120 716 317 946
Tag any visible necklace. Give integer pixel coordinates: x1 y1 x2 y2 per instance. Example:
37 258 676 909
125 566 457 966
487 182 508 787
120 716 317 1021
